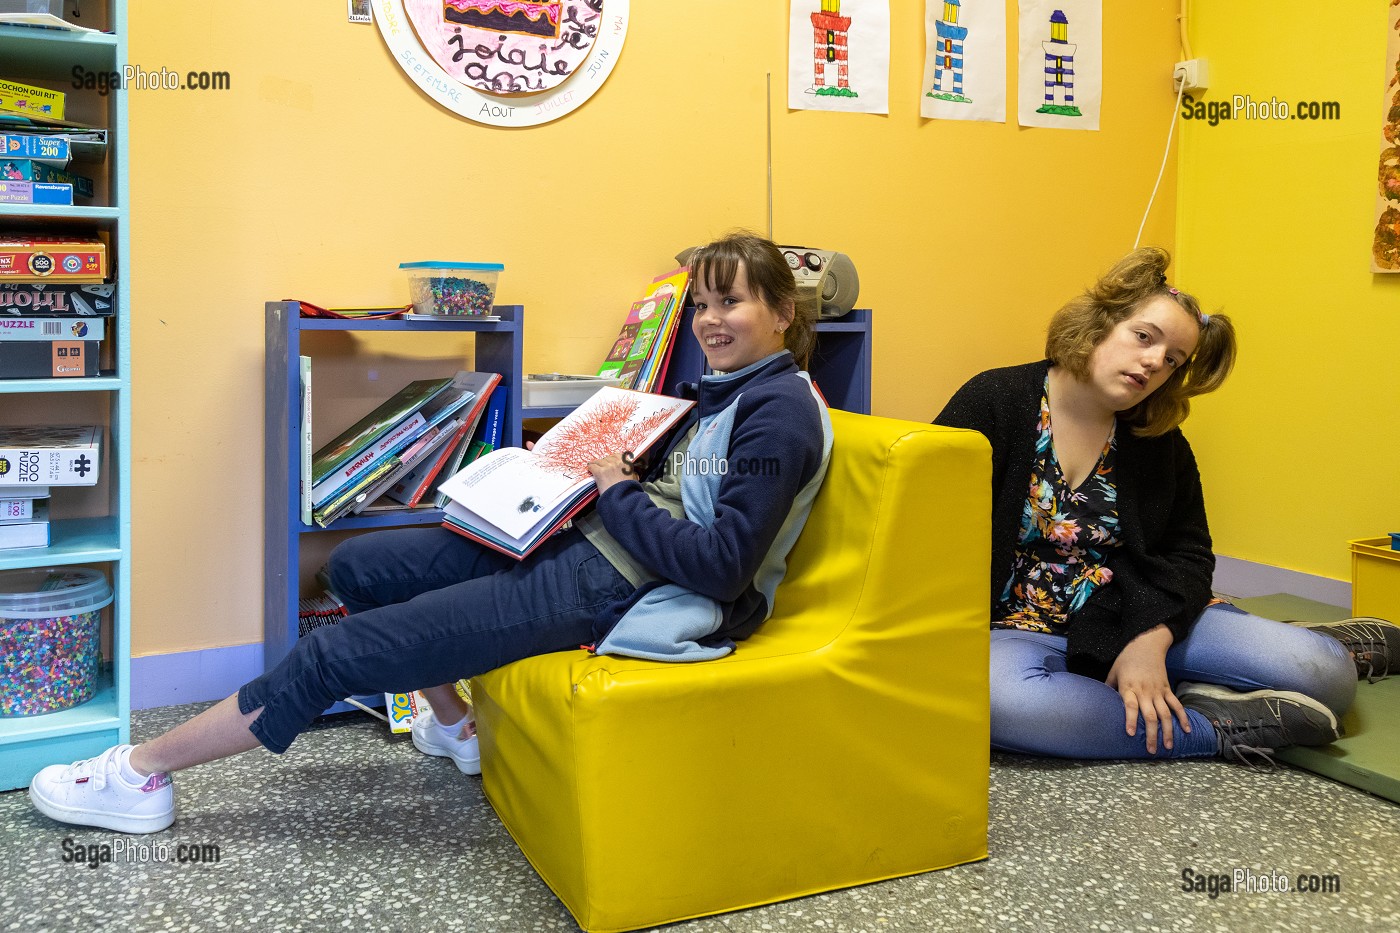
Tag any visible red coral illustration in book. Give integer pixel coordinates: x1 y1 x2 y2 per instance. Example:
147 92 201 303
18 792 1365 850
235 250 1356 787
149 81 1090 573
532 395 677 479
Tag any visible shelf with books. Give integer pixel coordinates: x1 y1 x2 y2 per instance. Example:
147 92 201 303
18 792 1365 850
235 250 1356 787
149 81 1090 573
264 301 527 715
0 2 130 791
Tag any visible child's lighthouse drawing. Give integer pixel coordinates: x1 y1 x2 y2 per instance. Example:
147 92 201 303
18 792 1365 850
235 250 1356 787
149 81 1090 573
810 0 857 98
789 0 891 115
926 0 971 103
1036 9 1082 116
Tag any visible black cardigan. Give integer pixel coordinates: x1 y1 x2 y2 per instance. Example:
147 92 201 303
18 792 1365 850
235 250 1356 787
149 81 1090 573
934 360 1216 681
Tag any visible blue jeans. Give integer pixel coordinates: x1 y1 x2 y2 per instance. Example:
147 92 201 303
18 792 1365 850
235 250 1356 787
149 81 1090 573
990 604 1358 759
238 526 633 753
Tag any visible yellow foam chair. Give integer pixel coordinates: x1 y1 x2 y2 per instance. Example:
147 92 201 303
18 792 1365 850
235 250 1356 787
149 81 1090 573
471 411 991 932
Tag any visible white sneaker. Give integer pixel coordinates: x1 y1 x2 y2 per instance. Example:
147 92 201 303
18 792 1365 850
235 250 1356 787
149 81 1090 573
410 711 481 775
29 745 175 834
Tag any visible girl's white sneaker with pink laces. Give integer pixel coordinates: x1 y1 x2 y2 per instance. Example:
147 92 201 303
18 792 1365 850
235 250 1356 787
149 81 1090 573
410 710 481 775
29 745 175 834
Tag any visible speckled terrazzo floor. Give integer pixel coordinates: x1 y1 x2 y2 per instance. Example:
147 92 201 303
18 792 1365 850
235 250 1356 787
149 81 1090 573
2 702 1399 933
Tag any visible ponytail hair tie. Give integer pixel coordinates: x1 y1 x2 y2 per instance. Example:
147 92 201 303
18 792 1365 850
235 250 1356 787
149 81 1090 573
1199 312 1211 325
1168 287 1179 296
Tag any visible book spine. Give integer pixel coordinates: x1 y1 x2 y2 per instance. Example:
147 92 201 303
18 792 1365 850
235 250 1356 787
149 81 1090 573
312 457 401 527
0 317 104 341
310 410 426 505
0 135 70 162
0 160 93 198
480 386 507 448
0 181 73 205
346 423 459 516
435 387 506 507
389 416 474 507
0 497 34 520
0 339 98 378
299 355 312 526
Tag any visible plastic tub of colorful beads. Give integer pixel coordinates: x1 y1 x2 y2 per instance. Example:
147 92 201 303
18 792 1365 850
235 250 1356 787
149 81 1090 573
0 567 112 717
400 261 504 318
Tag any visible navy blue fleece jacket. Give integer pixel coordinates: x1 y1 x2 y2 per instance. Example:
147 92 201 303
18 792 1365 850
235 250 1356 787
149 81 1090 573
593 352 826 643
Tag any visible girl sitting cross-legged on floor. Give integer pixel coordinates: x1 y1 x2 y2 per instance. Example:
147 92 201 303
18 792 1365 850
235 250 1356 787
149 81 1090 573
28 231 834 834
933 246 1399 765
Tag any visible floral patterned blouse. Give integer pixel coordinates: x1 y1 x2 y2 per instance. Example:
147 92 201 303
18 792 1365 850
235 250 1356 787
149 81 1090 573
996 382 1122 634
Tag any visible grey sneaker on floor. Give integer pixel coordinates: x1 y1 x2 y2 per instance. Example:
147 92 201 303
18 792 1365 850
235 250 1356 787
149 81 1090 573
1298 616 1399 683
1176 682 1341 769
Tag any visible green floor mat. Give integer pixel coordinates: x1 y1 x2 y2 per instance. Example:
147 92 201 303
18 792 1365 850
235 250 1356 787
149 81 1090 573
1231 594 1400 804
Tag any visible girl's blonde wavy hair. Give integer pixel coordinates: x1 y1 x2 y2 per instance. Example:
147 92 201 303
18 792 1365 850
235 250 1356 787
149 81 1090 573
1045 246 1237 437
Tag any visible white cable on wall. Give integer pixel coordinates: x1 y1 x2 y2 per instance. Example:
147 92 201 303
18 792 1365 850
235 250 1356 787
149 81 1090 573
1133 78 1187 250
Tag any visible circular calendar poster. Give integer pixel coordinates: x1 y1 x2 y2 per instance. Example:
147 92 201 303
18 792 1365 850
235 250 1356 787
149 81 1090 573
375 0 627 125
406 0 601 95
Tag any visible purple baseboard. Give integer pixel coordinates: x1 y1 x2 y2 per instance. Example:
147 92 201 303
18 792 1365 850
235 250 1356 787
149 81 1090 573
1212 555 1350 608
130 644 264 711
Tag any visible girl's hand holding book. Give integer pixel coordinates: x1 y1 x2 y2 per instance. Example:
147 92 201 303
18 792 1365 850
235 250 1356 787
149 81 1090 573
588 452 639 495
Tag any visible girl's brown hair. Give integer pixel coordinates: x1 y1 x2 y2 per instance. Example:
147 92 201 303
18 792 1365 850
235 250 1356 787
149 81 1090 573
688 231 817 370
1045 246 1238 436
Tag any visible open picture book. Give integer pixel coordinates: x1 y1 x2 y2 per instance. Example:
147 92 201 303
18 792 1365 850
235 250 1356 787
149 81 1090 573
437 387 694 559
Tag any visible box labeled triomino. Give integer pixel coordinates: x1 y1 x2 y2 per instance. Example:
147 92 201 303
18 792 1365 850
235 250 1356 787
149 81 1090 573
0 567 113 717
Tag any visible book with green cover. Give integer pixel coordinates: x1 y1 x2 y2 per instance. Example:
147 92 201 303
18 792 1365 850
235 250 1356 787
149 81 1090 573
596 267 690 391
310 378 452 487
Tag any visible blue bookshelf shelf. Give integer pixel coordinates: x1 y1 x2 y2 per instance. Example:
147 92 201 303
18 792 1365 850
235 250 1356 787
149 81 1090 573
263 302 528 714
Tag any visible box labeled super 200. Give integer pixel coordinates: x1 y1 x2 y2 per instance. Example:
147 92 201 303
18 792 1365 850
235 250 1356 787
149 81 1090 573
0 237 106 283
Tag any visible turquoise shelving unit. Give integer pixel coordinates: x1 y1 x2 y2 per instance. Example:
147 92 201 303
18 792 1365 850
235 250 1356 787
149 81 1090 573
0 5 131 791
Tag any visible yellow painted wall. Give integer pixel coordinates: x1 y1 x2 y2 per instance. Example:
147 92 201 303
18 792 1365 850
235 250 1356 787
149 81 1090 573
1175 1 1400 582
127 1 1183 656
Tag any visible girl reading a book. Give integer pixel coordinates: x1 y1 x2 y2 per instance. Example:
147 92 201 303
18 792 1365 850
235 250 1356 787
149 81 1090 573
933 246 1397 766
30 232 834 834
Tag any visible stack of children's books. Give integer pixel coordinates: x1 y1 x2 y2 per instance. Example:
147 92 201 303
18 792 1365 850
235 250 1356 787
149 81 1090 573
595 266 690 392
0 424 103 549
302 368 504 527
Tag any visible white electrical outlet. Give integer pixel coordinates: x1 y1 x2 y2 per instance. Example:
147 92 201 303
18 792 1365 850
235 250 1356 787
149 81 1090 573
1173 58 1209 94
